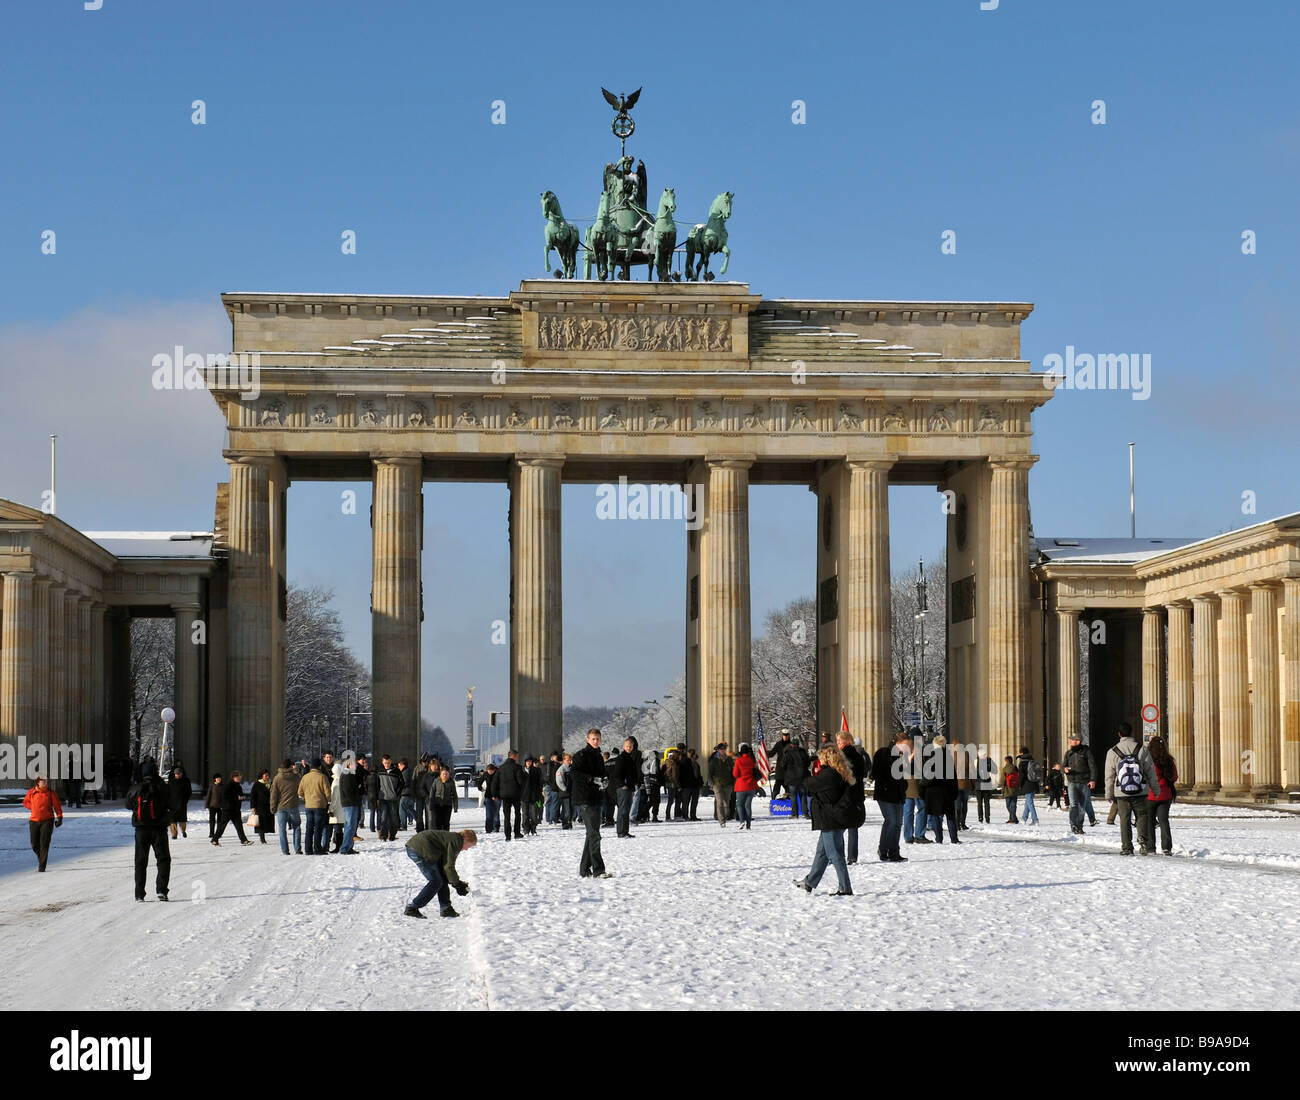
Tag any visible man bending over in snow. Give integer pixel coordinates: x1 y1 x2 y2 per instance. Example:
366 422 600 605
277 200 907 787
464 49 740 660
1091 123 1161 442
404 828 476 919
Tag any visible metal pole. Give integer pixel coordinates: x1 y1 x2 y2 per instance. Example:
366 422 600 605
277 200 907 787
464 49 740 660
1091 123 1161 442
1129 442 1135 538
49 435 57 515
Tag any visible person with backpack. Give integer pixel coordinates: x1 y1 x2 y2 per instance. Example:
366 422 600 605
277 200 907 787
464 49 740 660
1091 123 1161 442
1144 735 1179 855
1105 721 1161 855
23 775 63 872
1001 755 1020 822
1016 747 1041 825
165 765 191 840
1063 733 1097 832
835 731 869 860
203 773 223 838
212 770 254 846
793 746 856 896
126 762 172 901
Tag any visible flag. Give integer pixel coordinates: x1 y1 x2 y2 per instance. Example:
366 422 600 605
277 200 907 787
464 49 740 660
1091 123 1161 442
755 711 770 782
841 708 850 736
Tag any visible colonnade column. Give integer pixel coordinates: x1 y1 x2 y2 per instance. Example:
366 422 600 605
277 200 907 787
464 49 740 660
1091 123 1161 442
1217 590 1250 796
1166 602 1194 788
1191 595 1220 792
32 578 51 750
371 456 423 763
48 586 68 749
988 459 1033 757
77 598 93 743
173 603 202 768
1141 607 1164 736
226 455 274 775
844 460 893 745
700 459 752 750
1056 609 1080 745
64 594 81 752
509 457 563 760
106 608 132 758
90 602 105 745
0 571 35 746
1249 583 1281 794
1283 578 1300 792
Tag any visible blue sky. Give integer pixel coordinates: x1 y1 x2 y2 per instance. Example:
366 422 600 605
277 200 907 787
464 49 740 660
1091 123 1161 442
2 0 1297 730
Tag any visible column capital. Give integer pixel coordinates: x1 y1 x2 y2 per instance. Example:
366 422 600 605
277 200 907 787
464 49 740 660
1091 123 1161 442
372 453 423 468
1190 593 1218 605
1142 606 1164 617
704 456 755 470
845 458 895 473
1215 588 1248 603
91 601 108 613
224 451 277 468
989 455 1038 471
515 455 566 469
32 574 52 589
1055 606 1080 620
76 593 94 608
171 602 202 614
1248 580 1282 592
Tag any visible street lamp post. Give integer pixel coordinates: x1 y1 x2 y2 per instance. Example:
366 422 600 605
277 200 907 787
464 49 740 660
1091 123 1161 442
914 558 929 730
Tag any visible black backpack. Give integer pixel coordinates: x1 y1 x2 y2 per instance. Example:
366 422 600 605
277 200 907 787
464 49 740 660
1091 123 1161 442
132 779 163 825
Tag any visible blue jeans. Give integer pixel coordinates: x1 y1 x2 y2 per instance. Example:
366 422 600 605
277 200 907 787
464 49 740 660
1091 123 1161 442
616 788 634 836
545 788 560 824
1005 796 1018 822
399 795 418 829
341 804 361 852
928 812 958 842
903 797 925 840
735 790 756 827
804 829 851 892
378 800 399 838
1082 785 1097 824
484 797 500 833
878 800 903 858
276 808 302 855
1022 792 1039 824
406 848 450 911
304 808 327 853
1067 779 1089 830
630 786 642 823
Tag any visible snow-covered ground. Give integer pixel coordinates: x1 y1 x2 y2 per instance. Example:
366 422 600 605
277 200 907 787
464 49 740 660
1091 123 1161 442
2 795 1297 1011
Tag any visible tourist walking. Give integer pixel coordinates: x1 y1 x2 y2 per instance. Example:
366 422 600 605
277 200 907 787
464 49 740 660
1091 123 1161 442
1016 747 1041 824
778 740 810 818
250 769 273 844
24 776 63 872
126 762 171 901
793 746 856 896
872 733 909 862
522 757 544 835
686 749 703 819
430 766 459 831
166 765 191 839
732 743 760 830
904 754 929 845
270 759 303 855
299 759 332 854
338 756 362 854
1105 721 1161 855
213 770 253 846
1063 733 1096 833
835 731 869 861
571 729 611 878
403 828 476 919
1001 756 1020 823
614 738 641 838
204 773 223 838
478 764 501 833
1144 735 1178 855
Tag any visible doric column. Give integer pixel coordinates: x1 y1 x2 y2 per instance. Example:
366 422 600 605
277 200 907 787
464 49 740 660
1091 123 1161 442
988 459 1033 756
106 608 132 758
509 457 563 760
90 602 105 745
1217 590 1249 795
1056 608 1081 745
845 460 893 745
64 593 81 751
1192 595 1220 792
372 456 423 763
32 578 51 750
226 455 274 775
173 603 201 769
1166 602 1194 788
1141 607 1164 736
1284 578 1300 792
701 458 752 749
77 597 93 745
1249 583 1281 793
0 571 35 747
47 586 68 749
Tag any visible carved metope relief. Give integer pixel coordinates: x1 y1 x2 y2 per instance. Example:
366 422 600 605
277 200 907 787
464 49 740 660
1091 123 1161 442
536 313 731 352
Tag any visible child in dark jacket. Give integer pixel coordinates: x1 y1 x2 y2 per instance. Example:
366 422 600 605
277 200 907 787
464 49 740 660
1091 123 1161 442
1048 764 1066 808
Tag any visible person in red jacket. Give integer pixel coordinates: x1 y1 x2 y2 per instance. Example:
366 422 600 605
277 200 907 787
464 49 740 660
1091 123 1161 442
24 776 64 872
1144 735 1179 855
732 744 760 830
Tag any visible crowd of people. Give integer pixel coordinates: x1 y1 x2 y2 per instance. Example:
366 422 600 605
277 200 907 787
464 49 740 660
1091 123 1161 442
17 721 1186 904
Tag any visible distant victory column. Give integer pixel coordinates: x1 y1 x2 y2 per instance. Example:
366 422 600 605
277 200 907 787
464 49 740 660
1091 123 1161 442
465 686 475 751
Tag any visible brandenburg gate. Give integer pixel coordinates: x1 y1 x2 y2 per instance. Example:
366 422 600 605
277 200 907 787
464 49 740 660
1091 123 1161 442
211 280 1050 771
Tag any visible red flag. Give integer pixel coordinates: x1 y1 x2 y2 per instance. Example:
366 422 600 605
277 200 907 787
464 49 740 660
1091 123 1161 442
841 708 850 736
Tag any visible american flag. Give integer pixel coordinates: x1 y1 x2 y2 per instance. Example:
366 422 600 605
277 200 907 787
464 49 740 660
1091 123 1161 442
755 711 770 782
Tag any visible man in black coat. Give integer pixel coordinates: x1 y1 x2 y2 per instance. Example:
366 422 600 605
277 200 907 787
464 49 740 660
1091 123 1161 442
920 738 960 843
612 737 641 838
521 757 543 835
779 742 811 817
570 729 610 878
872 733 910 863
495 749 526 841
769 732 794 800
126 762 172 901
213 770 252 846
